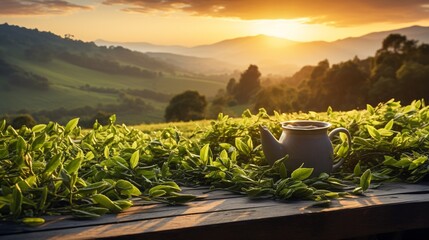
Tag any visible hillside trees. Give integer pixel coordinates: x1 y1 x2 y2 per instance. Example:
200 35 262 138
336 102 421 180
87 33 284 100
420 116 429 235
368 34 429 104
311 59 369 110
58 52 158 78
245 34 429 114
25 45 53 62
165 90 207 122
11 114 36 128
234 64 261 103
0 58 50 90
396 62 429 102
209 65 262 116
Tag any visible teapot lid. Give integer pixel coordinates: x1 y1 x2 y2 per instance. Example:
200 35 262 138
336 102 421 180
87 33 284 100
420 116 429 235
282 120 331 131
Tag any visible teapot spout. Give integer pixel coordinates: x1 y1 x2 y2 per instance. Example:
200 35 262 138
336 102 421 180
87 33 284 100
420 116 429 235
259 125 286 165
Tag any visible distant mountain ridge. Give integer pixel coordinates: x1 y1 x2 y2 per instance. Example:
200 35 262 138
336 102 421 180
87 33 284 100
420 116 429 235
96 25 429 75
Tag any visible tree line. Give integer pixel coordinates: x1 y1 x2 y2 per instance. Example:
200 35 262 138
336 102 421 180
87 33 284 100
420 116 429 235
1 92 157 128
80 84 173 102
0 58 50 90
165 34 429 121
254 34 429 113
58 52 158 78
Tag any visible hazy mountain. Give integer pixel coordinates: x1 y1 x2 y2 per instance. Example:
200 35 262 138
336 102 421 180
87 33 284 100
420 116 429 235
95 39 190 55
95 40 238 74
329 25 429 59
99 25 429 75
145 52 238 74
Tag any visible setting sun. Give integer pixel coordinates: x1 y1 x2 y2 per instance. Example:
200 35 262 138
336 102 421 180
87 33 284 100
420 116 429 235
249 19 309 40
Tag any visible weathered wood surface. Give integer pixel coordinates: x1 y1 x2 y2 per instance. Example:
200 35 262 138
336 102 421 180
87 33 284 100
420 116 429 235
0 182 428 240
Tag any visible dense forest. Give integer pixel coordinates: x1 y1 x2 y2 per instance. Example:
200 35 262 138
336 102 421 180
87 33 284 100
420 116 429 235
206 34 429 117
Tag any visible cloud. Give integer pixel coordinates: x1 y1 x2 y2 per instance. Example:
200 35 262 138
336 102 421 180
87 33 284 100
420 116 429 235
0 0 91 15
102 0 429 26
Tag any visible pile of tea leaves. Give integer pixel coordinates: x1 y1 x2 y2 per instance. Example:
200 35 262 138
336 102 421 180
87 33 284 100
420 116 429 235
1 99 428 225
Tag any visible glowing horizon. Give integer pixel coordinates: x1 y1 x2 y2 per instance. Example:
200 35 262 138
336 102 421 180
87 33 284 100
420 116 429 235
1 0 429 46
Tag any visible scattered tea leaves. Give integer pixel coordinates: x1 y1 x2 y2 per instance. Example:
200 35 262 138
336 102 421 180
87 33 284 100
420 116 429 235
1 100 429 224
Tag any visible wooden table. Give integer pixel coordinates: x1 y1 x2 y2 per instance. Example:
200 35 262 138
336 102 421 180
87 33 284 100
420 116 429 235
1 182 429 240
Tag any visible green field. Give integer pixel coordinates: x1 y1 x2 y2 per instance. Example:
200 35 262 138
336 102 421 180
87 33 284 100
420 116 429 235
0 24 229 124
1 53 227 123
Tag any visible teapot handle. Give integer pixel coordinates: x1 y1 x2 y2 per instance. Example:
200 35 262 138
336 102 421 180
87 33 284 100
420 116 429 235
328 127 352 171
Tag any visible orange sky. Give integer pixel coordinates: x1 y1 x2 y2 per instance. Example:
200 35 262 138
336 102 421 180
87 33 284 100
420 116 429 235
1 0 429 46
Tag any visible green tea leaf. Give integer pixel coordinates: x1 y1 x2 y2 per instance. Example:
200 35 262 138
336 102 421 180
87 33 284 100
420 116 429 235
149 183 180 196
39 186 48 210
32 124 46 133
31 133 46 151
384 119 394 131
279 162 287 179
44 154 62 175
353 161 361 176
409 156 428 170
129 150 139 169
367 104 375 115
115 179 133 190
235 138 251 155
200 144 212 165
149 189 167 197
166 193 197 204
366 125 381 140
114 199 133 210
65 157 82 175
352 186 363 195
22 217 45 226
0 119 5 132
16 136 27 155
103 146 110 159
359 169 372 191
11 184 23 218
291 168 314 181
339 132 348 142
64 118 79 133
77 181 109 195
109 114 116 124
92 194 122 213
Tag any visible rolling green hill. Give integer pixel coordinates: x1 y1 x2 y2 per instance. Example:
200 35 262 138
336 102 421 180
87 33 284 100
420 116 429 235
0 23 228 124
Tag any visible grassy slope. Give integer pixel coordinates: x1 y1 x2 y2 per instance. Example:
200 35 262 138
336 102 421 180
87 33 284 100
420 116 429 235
0 24 229 123
6 57 226 96
1 55 227 123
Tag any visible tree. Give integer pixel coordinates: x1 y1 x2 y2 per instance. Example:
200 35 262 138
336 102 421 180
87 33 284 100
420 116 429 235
254 85 298 113
234 65 261 103
322 60 369 109
396 62 429 102
381 34 407 53
165 91 207 122
226 78 237 94
11 114 36 129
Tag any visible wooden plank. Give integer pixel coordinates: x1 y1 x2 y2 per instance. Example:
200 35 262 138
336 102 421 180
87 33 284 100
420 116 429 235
0 195 280 235
0 182 427 238
0 187 244 235
365 182 429 197
1 192 429 240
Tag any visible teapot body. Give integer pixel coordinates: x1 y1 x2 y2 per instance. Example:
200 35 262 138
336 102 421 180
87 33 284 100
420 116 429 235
260 120 351 176
280 126 333 176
